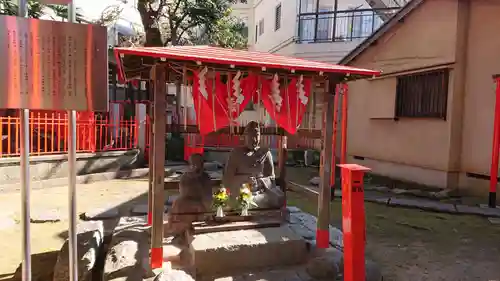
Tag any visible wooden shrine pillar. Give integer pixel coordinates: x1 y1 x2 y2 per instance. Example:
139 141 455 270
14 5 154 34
150 65 167 269
147 81 154 226
278 135 288 210
316 76 338 248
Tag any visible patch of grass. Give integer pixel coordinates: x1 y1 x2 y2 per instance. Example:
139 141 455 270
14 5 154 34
286 191 500 254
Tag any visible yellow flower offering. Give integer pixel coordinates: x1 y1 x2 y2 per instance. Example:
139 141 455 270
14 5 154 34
237 183 257 209
213 185 229 208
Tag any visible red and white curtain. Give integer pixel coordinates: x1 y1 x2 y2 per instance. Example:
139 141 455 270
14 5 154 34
260 74 311 134
191 68 311 135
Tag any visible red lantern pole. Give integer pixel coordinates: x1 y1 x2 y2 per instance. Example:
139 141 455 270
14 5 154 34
489 76 500 208
338 164 370 281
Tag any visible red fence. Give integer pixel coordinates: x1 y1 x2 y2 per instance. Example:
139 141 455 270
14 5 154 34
188 132 318 150
0 112 317 158
0 112 138 157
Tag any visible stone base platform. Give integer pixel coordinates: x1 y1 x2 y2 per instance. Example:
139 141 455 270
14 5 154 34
101 207 383 281
192 225 310 278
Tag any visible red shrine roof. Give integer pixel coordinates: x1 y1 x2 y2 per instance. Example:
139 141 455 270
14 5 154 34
113 46 380 78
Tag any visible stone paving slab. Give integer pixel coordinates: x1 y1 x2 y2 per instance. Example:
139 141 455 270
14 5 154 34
365 197 391 205
479 204 500 209
488 217 500 225
388 198 457 213
455 204 500 218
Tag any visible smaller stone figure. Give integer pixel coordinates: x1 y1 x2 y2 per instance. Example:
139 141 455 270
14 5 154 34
178 153 213 210
165 154 213 244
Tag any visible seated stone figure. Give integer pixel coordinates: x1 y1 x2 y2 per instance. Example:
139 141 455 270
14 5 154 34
222 121 285 209
165 153 212 244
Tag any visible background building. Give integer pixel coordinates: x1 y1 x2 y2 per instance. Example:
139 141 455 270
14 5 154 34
342 0 500 197
244 0 408 63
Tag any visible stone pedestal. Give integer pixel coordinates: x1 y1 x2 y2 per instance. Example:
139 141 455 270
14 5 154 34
191 226 308 277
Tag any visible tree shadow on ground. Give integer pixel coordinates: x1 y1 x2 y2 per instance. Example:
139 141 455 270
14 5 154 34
10 251 59 281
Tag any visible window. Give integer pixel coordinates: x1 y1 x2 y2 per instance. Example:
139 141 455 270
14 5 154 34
316 7 333 41
258 19 265 36
275 4 282 31
395 69 449 119
255 25 258 42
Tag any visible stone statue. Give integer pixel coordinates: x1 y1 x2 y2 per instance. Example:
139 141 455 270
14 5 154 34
165 154 212 244
222 121 285 208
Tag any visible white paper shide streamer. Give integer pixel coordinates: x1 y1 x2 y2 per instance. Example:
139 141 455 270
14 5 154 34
199 67 209 99
228 70 244 114
297 75 308 105
269 74 283 112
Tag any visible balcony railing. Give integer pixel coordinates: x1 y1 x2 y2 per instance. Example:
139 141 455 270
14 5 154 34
297 8 401 43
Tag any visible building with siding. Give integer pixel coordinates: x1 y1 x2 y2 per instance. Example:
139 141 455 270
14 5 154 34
341 0 500 198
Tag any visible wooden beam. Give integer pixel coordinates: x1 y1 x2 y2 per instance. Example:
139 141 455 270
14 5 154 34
165 124 322 139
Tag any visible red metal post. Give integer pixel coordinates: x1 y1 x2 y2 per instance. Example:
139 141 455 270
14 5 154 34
340 84 348 164
338 163 370 281
489 77 500 208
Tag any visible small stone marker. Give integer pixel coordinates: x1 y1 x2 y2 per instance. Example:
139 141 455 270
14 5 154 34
103 221 150 281
309 177 320 186
306 248 343 280
53 221 104 281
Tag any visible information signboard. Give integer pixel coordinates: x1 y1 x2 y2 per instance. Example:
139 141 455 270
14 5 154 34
0 15 108 111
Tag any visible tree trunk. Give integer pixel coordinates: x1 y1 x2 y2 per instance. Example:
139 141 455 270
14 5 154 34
137 0 163 47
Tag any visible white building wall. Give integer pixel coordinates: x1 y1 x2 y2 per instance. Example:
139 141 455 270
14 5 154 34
243 0 401 63
252 0 298 52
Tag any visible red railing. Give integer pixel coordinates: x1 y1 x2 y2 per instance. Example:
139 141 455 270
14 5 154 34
188 132 318 150
0 112 138 158
0 111 317 158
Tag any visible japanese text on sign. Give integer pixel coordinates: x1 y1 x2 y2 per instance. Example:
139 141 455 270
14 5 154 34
0 15 108 111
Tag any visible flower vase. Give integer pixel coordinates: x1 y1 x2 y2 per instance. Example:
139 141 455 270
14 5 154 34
241 206 249 216
216 206 225 217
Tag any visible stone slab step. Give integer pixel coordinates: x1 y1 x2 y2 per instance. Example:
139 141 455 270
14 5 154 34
192 225 309 277
193 220 282 235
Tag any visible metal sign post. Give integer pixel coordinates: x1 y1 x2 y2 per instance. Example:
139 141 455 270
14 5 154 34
1 4 108 281
18 1 31 281
66 3 78 281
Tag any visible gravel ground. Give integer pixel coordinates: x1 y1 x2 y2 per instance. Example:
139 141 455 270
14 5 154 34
1 167 500 281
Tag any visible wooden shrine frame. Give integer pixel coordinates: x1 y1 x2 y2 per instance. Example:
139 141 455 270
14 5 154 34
113 46 380 269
